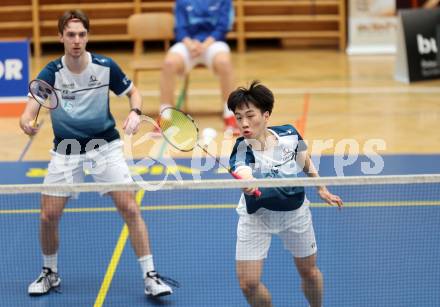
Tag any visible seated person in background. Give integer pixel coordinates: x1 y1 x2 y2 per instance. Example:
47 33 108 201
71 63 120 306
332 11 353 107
159 0 239 135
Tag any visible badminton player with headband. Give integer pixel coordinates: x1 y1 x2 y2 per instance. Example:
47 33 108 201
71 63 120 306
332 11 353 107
153 107 262 197
227 80 343 307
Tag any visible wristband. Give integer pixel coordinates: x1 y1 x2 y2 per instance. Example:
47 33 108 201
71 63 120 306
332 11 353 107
130 108 142 116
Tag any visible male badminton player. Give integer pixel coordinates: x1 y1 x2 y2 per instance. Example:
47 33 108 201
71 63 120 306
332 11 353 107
228 81 343 307
19 10 175 297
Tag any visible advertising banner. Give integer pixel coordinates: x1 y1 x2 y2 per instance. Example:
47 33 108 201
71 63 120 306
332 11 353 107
0 40 30 116
395 8 440 82
347 0 398 54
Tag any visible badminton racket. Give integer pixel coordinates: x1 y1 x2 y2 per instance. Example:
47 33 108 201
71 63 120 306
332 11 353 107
28 79 59 127
156 107 261 197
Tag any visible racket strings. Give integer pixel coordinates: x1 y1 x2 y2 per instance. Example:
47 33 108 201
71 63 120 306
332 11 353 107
158 108 199 152
29 80 58 109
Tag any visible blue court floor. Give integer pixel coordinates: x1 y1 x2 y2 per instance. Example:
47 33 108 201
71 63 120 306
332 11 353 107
1 155 439 307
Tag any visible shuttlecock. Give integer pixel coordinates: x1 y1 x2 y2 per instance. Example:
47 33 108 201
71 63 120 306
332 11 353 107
161 105 172 120
201 127 217 147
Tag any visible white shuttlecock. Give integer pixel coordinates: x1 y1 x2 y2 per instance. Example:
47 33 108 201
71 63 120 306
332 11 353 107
201 127 217 147
161 106 172 120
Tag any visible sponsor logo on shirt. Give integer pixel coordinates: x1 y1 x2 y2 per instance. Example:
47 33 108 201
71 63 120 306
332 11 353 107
209 3 220 11
61 89 75 101
61 82 75 89
279 129 293 136
88 75 101 87
282 147 294 162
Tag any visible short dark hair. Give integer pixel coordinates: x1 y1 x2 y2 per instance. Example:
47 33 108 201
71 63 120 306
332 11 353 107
227 80 274 115
58 10 90 34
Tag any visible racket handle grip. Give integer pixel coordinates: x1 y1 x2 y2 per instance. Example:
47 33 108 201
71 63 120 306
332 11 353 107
230 172 262 198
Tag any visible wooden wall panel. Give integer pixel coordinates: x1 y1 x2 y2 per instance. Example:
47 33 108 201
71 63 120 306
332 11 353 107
0 0 346 55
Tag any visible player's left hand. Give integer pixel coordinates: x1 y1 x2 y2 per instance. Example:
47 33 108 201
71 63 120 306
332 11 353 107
123 111 141 135
318 187 343 209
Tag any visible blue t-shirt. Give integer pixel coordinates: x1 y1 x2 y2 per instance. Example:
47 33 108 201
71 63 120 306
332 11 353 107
36 52 132 154
229 125 308 214
174 0 232 42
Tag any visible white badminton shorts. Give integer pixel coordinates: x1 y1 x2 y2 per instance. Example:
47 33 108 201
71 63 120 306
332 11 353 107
168 41 230 74
43 139 133 197
236 203 317 260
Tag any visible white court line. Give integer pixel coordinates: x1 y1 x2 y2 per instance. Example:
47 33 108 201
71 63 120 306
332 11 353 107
0 96 27 102
134 86 440 97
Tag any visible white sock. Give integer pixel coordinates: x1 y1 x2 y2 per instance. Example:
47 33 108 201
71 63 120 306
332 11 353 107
43 253 58 273
223 102 234 118
138 255 155 278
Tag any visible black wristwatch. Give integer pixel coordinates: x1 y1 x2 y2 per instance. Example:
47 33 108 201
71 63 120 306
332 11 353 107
130 108 142 116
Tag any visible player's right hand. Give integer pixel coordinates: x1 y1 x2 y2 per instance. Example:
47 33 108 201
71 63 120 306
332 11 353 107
243 187 258 195
21 120 39 136
234 167 258 195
